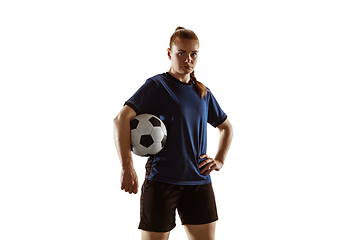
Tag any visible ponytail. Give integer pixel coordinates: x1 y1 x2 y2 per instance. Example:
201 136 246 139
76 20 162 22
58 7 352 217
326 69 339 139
191 71 208 99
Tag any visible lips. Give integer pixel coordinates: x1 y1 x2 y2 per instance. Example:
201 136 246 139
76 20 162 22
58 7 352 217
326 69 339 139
182 65 192 69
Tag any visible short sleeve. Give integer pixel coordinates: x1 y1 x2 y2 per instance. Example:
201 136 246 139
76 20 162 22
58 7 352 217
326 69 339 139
207 91 227 127
124 79 159 115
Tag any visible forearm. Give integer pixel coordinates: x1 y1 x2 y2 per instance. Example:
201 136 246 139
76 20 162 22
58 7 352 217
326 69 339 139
215 120 233 164
114 106 139 194
114 122 132 169
199 120 233 174
113 106 136 169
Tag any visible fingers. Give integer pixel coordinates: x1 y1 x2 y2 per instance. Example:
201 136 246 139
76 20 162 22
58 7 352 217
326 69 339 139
199 155 216 175
121 180 139 194
133 180 139 194
199 154 223 175
128 184 134 194
120 168 139 194
204 163 217 175
199 154 211 168
200 161 217 175
198 159 210 169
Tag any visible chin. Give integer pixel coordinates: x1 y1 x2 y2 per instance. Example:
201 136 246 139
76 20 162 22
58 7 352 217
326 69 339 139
180 68 193 74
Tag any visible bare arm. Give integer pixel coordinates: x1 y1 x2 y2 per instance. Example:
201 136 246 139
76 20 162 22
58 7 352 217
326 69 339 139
113 105 138 194
214 118 234 165
199 118 234 175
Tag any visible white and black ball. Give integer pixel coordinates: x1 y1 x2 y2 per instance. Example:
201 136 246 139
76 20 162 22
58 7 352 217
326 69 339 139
130 114 167 156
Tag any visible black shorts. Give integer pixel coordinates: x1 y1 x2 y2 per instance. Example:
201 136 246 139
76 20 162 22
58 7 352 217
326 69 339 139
138 180 218 232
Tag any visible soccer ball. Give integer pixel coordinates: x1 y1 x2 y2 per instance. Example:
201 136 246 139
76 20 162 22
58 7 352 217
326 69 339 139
130 114 167 156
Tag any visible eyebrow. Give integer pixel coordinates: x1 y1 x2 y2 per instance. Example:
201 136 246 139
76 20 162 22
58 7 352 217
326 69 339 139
178 49 199 53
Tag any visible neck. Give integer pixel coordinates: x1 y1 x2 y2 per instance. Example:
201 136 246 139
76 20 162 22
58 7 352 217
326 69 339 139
168 68 191 84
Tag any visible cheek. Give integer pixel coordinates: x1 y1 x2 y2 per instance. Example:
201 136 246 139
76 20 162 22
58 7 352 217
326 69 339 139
173 56 183 64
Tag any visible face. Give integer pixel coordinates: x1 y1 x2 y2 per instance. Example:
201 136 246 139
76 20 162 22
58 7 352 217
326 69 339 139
168 39 199 76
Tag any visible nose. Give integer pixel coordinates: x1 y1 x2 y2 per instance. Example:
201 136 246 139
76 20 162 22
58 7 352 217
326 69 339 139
184 54 192 63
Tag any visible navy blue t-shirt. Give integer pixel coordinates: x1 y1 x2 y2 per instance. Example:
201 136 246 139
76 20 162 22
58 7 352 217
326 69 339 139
125 72 227 185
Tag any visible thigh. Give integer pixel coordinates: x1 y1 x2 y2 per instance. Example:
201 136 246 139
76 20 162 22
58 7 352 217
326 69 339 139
184 222 216 240
141 230 170 240
138 180 181 232
177 183 218 225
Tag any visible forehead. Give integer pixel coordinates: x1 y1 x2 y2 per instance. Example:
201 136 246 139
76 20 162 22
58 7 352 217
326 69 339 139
173 39 199 52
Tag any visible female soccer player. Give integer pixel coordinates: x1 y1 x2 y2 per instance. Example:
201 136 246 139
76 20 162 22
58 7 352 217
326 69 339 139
114 27 233 240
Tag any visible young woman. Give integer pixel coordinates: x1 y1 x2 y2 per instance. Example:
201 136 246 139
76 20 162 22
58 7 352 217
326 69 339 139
114 27 233 240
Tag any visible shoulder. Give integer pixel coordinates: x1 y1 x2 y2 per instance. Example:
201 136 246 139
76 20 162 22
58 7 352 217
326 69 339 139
146 73 167 86
202 84 213 100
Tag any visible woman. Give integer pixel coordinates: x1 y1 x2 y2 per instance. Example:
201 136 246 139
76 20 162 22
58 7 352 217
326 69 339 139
114 27 233 240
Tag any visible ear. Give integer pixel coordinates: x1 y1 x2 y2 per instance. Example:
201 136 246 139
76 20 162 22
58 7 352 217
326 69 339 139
167 48 171 60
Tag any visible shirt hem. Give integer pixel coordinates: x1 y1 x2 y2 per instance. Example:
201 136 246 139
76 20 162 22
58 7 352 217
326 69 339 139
212 115 228 128
148 176 212 186
124 101 139 115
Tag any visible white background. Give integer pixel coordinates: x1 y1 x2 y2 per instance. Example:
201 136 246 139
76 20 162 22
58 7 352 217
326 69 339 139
1 0 359 239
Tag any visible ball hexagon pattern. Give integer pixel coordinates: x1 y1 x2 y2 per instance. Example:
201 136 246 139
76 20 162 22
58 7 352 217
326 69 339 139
130 114 167 156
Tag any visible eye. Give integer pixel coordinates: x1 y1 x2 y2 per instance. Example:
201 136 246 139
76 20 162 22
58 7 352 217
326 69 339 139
178 52 185 56
191 53 198 57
